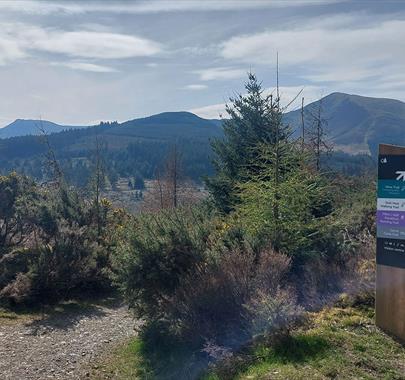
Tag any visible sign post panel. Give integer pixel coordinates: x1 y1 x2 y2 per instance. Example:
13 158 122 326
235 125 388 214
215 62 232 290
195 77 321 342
376 144 405 341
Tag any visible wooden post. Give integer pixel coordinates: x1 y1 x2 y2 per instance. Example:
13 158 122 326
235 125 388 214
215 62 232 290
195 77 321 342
376 143 405 341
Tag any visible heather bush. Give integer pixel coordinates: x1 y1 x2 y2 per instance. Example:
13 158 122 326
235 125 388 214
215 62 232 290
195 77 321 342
167 247 300 346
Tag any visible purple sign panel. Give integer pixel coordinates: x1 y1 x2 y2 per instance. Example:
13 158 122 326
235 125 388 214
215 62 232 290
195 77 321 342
377 210 405 227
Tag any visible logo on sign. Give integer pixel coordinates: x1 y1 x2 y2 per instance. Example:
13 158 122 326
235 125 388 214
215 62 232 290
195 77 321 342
396 171 405 181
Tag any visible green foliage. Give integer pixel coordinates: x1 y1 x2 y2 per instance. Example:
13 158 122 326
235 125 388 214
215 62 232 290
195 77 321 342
0 173 118 305
112 205 214 321
134 176 145 190
0 172 40 251
206 73 287 213
237 148 333 256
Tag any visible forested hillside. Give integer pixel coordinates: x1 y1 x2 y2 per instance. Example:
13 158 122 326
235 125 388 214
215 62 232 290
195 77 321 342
0 94 387 186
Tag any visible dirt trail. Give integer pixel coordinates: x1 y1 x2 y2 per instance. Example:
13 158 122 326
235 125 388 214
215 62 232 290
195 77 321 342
0 299 137 380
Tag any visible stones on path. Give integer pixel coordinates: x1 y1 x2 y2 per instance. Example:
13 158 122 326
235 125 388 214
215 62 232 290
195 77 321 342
0 302 136 380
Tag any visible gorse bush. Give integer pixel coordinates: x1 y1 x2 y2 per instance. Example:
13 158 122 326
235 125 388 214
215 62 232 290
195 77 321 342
0 173 117 305
113 204 215 321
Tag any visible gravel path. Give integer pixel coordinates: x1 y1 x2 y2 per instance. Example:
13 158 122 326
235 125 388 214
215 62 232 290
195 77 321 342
0 300 137 380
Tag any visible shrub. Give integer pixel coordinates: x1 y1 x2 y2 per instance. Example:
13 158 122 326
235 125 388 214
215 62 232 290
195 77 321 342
116 211 302 349
0 272 33 304
113 205 215 320
168 247 300 346
0 173 117 305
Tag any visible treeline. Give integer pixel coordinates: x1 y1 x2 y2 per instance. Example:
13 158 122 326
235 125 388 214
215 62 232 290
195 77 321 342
0 136 214 186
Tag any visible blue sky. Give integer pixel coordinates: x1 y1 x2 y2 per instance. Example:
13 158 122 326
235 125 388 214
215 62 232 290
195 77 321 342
0 0 404 127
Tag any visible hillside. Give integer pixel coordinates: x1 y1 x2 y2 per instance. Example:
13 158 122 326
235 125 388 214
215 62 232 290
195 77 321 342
0 112 222 140
0 119 82 139
287 92 405 155
0 111 223 183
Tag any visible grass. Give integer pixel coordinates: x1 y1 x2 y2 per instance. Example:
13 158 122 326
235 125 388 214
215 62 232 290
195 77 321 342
88 326 207 380
207 306 405 380
0 306 43 325
89 305 405 380
87 338 146 379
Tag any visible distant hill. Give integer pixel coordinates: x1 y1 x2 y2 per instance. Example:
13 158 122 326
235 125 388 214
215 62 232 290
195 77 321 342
286 92 405 155
0 112 222 141
0 119 83 139
0 111 224 184
104 111 222 140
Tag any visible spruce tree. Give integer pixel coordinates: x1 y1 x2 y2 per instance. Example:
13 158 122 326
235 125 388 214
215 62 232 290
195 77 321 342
206 73 288 213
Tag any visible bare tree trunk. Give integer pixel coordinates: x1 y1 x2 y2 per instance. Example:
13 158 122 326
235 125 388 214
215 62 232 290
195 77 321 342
316 100 322 171
37 118 63 185
94 135 102 236
172 145 178 208
156 168 164 210
301 97 305 152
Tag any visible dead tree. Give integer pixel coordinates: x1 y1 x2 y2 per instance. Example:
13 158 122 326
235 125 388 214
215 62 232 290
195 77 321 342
142 144 199 212
165 144 181 208
307 98 332 171
91 133 106 236
37 119 63 185
301 97 305 151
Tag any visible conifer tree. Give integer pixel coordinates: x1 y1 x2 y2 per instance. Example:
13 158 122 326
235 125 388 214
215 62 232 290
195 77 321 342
206 73 288 213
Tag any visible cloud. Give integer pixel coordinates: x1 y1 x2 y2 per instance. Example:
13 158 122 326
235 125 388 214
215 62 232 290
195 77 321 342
183 84 208 91
194 67 246 81
0 115 15 128
0 1 346 15
219 16 405 87
0 23 162 65
50 61 118 73
33 30 161 59
0 35 26 64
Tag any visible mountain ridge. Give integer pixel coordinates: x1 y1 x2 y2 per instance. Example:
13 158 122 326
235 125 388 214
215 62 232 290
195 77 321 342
2 92 405 156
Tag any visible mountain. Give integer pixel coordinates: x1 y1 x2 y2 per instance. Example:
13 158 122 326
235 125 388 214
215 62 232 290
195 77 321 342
104 111 222 140
0 112 222 141
0 111 224 183
286 92 405 155
0 119 82 139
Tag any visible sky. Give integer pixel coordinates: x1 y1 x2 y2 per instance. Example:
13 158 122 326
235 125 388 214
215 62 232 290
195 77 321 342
0 0 404 127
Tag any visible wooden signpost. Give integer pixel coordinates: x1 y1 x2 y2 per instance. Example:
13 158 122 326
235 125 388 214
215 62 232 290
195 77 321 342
376 144 405 341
